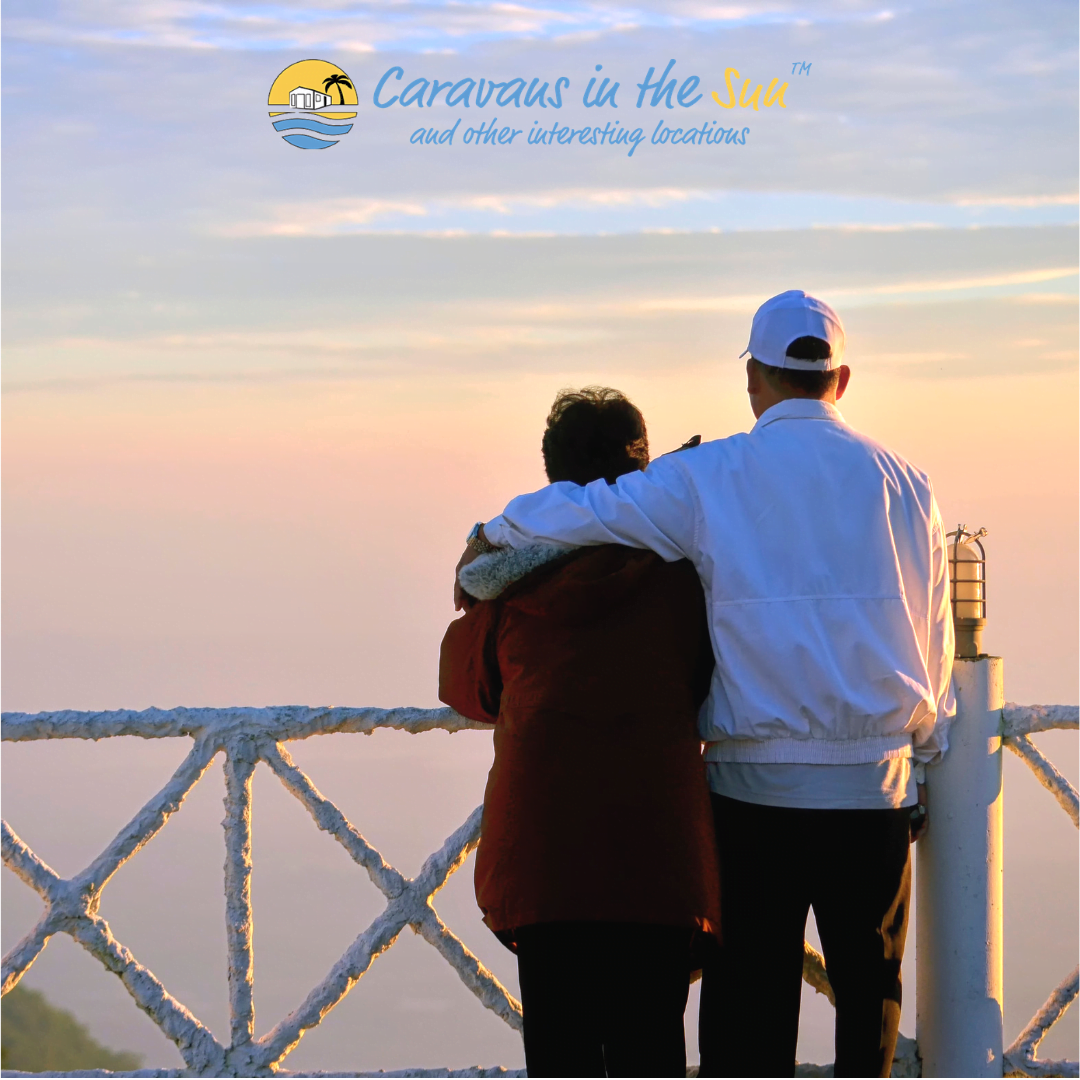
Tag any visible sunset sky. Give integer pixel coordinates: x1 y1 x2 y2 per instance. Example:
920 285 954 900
3 0 1077 1071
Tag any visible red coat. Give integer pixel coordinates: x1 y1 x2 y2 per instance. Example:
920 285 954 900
439 544 721 946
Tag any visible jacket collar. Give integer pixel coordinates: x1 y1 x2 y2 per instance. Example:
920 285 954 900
752 397 846 433
458 543 573 601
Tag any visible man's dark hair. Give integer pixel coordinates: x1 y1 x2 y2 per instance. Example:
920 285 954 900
542 386 650 485
752 336 840 398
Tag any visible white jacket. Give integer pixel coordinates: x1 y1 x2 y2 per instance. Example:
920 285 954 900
484 398 955 765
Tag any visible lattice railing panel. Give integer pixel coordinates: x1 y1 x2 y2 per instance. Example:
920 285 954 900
1 707 521 1078
1 702 1076 1078
1001 704 1079 1079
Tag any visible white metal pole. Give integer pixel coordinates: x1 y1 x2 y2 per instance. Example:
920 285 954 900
916 655 1005 1077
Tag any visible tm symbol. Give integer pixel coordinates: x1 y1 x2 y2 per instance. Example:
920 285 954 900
791 62 812 75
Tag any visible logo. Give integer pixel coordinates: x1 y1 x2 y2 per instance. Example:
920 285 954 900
268 60 356 149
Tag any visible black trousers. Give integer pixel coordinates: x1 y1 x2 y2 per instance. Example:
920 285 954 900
698 795 911 1078
515 921 694 1078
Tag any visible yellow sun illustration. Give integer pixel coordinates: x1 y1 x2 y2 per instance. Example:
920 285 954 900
268 59 357 120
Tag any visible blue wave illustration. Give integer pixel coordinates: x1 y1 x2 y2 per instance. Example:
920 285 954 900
273 117 354 136
282 132 338 149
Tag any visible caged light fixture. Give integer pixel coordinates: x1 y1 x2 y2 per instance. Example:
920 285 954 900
947 524 988 658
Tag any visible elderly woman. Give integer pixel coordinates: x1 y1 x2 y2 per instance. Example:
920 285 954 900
439 387 720 1079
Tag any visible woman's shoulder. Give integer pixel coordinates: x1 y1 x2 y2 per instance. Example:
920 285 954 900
458 543 576 601
502 544 701 610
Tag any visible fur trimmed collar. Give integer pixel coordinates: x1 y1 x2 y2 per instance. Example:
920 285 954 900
458 543 574 601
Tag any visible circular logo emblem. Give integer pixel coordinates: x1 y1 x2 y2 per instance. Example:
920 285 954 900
268 60 356 149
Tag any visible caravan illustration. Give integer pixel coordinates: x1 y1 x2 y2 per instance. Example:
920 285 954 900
289 86 332 110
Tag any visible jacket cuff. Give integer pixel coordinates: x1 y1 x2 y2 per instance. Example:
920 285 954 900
482 515 513 548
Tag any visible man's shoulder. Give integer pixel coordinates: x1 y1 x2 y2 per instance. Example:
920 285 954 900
650 420 936 499
651 430 749 472
762 413 939 505
841 425 934 490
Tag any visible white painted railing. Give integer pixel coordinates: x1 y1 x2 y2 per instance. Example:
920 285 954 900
999 702 1079 1079
0 697 1076 1078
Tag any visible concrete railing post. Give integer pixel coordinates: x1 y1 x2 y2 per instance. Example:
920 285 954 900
916 655 1005 1077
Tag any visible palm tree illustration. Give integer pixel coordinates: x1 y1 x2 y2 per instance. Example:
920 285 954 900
323 74 354 105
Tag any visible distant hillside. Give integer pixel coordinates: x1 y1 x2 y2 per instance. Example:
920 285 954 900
1 984 143 1073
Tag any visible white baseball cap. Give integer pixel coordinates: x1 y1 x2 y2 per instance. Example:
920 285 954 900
740 290 846 371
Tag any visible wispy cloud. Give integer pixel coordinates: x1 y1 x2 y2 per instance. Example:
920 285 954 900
1013 292 1078 304
4 0 871 53
7 265 1073 382
4 320 613 364
639 267 1079 311
216 189 1080 238
215 188 705 236
840 267 1079 296
954 195 1080 208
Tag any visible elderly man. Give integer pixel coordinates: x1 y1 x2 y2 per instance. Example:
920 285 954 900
455 291 955 1078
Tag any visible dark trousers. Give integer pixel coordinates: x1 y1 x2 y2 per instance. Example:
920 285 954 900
698 795 911 1078
515 921 694 1078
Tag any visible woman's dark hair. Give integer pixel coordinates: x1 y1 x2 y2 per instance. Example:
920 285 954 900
542 386 650 485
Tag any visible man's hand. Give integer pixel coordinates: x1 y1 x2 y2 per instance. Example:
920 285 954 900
454 544 482 611
455 524 499 610
910 782 929 842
